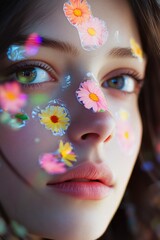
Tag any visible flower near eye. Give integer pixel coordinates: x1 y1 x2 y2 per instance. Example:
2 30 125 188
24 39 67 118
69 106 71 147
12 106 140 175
76 80 108 112
63 0 91 26
130 38 143 62
38 105 70 136
39 153 67 174
77 16 108 50
58 140 77 167
0 82 27 114
7 45 26 61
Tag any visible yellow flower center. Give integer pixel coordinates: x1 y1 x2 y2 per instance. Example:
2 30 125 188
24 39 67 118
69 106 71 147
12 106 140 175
124 131 129 139
136 47 142 56
73 8 82 17
89 93 99 102
50 115 59 123
87 27 96 36
6 92 16 101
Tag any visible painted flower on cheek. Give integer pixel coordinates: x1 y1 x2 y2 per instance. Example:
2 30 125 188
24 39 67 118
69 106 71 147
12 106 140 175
77 17 108 50
117 121 135 154
0 111 29 130
0 82 27 114
39 153 67 174
58 140 77 167
38 105 70 136
130 38 143 62
76 80 108 112
119 109 129 121
63 0 91 26
39 141 77 174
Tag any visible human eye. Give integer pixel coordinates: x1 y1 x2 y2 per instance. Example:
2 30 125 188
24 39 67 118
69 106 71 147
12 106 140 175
102 70 143 94
7 60 58 87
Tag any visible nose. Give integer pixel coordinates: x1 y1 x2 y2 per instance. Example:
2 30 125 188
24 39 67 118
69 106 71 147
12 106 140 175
67 108 115 146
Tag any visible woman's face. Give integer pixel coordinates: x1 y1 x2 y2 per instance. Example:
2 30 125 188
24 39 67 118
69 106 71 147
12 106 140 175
0 0 147 239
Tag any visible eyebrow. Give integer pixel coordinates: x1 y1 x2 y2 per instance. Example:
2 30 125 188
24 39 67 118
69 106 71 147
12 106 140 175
108 47 136 58
13 35 140 59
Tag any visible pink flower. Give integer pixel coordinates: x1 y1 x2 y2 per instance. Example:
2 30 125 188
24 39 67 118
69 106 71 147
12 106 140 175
77 16 108 50
39 153 67 174
0 82 27 114
76 80 108 112
117 121 135 154
25 33 42 56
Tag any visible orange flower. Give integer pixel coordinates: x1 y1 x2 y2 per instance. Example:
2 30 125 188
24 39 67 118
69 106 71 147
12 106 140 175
63 0 91 26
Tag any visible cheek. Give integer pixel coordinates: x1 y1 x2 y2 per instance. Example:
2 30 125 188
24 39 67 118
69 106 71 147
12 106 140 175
108 102 142 186
0 116 59 187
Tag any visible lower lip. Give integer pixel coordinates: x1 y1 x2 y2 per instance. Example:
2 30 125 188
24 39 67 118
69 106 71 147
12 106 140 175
47 181 112 200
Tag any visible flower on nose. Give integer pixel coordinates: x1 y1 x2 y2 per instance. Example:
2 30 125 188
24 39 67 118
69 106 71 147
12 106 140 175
76 80 108 112
63 0 91 26
0 82 27 114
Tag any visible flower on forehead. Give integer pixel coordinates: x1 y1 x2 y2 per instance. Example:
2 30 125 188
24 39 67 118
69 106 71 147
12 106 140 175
25 33 42 56
76 80 108 112
0 82 27 114
77 16 108 50
58 140 77 167
130 38 143 62
117 121 135 154
38 105 70 136
63 0 91 26
39 153 67 174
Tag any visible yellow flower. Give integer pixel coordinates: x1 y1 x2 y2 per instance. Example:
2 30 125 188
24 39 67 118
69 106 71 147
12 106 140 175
58 140 77 167
130 38 143 62
38 106 70 136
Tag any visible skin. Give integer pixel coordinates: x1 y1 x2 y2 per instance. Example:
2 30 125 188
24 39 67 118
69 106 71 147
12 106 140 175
0 0 147 239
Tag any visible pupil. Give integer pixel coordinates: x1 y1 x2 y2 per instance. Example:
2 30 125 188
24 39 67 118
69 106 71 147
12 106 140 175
110 77 124 89
16 68 37 83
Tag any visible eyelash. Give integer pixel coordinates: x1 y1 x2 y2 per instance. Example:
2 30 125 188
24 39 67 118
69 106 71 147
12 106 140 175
7 61 143 94
8 60 57 88
102 70 143 94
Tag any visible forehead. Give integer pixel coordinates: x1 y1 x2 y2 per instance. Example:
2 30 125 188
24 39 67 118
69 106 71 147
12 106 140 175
24 0 141 52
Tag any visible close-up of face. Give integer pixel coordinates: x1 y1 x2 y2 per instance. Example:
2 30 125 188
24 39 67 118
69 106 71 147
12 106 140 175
0 0 147 239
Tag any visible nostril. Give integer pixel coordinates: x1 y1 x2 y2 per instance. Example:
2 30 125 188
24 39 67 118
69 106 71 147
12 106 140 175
81 133 99 140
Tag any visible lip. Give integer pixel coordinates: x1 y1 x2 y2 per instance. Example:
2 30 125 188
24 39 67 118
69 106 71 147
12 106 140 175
47 162 114 200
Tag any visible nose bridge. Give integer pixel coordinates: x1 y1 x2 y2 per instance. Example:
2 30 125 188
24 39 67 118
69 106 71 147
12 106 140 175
58 65 115 144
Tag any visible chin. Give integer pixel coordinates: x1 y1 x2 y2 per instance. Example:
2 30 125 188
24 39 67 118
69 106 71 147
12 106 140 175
28 213 110 240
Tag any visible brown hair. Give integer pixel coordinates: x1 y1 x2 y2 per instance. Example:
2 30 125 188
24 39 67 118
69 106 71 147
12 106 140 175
0 0 160 239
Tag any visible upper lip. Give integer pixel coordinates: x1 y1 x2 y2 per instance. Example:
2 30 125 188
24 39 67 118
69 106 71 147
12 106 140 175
47 162 115 187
